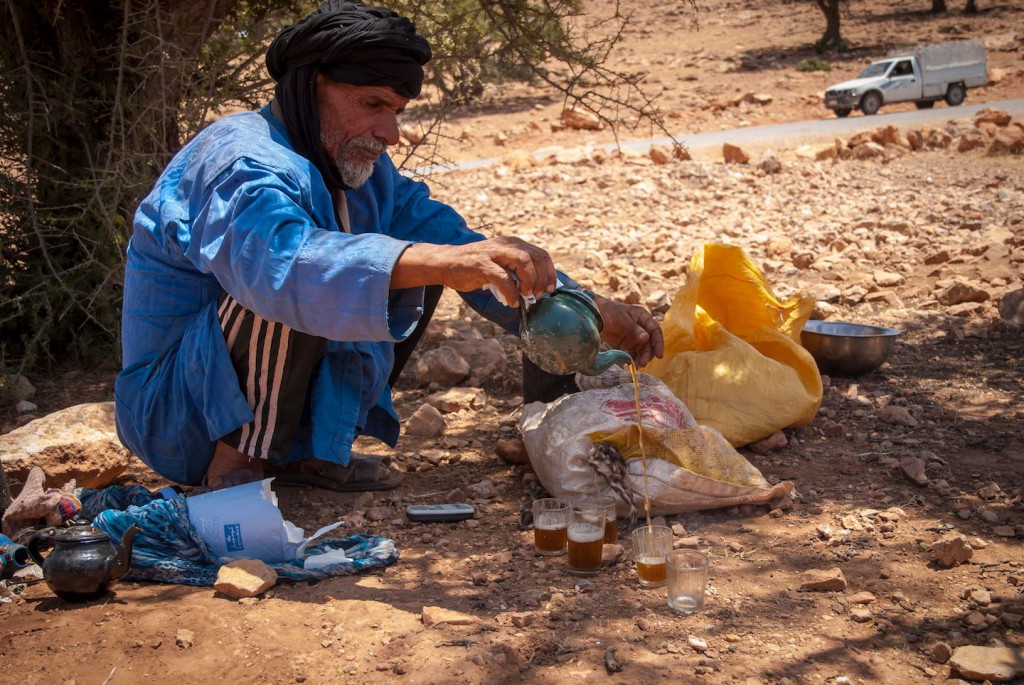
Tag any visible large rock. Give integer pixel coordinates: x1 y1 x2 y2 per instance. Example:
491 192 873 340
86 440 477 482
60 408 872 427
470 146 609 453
975 108 1013 127
0 402 131 490
949 645 1024 682
988 127 1024 155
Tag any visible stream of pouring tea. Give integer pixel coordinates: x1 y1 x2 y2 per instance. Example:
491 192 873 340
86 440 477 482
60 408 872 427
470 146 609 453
628 361 653 533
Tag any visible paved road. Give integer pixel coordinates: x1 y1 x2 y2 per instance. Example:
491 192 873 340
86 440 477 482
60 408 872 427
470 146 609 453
422 97 1024 174
635 97 1024 155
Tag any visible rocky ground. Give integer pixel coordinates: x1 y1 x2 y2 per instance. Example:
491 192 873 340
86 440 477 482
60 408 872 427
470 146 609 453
2 1 1024 684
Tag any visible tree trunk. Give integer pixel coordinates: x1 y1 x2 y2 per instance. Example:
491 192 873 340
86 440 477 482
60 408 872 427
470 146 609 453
965 0 978 14
0 0 239 364
931 0 947 12
815 0 843 52
0 459 11 518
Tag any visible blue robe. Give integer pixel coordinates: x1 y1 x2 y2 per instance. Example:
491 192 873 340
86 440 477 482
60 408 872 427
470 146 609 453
115 106 541 485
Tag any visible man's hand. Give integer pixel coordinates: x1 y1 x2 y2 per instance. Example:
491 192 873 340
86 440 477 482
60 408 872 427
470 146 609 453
392 237 556 306
593 295 665 368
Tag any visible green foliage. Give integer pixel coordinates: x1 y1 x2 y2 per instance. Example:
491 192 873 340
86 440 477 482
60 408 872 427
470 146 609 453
796 57 832 72
814 37 849 54
0 0 691 370
0 0 304 369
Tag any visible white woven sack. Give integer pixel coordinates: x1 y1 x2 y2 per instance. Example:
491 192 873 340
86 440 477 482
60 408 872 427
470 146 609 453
520 378 793 516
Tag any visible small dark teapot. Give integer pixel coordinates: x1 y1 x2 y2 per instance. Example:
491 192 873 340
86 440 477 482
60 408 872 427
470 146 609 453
519 287 632 376
28 522 140 602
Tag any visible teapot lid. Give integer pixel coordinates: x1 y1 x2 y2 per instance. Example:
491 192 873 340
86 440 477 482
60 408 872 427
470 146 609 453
55 525 111 544
553 287 604 331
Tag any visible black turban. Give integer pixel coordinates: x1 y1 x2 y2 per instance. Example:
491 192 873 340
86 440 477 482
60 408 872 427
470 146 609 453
265 0 432 191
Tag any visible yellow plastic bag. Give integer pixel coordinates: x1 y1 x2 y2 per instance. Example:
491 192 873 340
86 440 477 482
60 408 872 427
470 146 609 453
643 244 822 447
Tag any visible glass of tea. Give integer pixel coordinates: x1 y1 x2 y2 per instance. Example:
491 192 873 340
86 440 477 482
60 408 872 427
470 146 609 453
532 498 570 556
566 503 606 576
582 495 618 543
630 525 673 588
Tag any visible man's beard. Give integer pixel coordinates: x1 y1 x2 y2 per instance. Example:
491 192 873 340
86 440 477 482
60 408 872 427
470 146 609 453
327 135 385 189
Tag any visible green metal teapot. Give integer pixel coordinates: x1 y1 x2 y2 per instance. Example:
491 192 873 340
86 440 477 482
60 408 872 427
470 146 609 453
519 288 632 376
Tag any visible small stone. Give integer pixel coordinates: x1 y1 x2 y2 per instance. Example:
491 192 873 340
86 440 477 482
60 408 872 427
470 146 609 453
425 387 487 413
421 606 479 627
494 438 530 465
601 544 624 566
604 647 626 674
365 506 391 521
748 430 787 453
471 572 488 586
998 289 1024 325
848 591 876 605
940 281 990 306
175 628 196 649
930 642 953 663
415 346 469 385
674 537 701 549
405 403 446 438
214 559 278 599
722 143 750 164
993 525 1015 537
978 482 1002 499
688 636 708 652
932 532 973 567
561 107 603 131
849 606 872 623
878 406 918 428
510 612 534 629
799 568 847 593
12 375 35 402
466 479 498 500
967 588 991 606
15 400 37 414
899 457 929 486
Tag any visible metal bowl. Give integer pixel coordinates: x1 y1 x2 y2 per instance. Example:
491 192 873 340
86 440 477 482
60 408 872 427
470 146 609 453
800 320 901 376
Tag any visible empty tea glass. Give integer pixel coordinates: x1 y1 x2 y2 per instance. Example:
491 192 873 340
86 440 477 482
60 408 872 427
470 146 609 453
666 549 709 614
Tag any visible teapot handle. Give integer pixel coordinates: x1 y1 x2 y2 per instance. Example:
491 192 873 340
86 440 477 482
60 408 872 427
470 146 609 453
26 527 60 566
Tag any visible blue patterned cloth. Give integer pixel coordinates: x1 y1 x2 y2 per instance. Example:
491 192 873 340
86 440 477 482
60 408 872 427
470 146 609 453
92 496 399 586
78 484 164 520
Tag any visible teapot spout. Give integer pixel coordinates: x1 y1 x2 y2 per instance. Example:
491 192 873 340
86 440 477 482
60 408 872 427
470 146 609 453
109 524 141 582
580 349 633 376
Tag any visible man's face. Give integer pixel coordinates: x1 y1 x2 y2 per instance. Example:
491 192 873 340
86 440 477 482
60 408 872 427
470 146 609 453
316 75 410 188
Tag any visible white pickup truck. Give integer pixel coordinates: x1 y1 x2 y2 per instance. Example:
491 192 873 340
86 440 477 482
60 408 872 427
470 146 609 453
824 39 988 117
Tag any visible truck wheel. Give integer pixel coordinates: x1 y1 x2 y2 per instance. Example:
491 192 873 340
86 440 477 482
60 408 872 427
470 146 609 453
915 100 935 110
860 92 882 116
834 108 852 118
945 83 966 106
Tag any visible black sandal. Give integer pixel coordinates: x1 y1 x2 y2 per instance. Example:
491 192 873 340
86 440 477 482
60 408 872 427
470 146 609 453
270 455 404 492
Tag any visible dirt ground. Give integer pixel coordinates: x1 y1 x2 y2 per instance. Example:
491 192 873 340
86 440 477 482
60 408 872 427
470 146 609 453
2 1 1023 684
